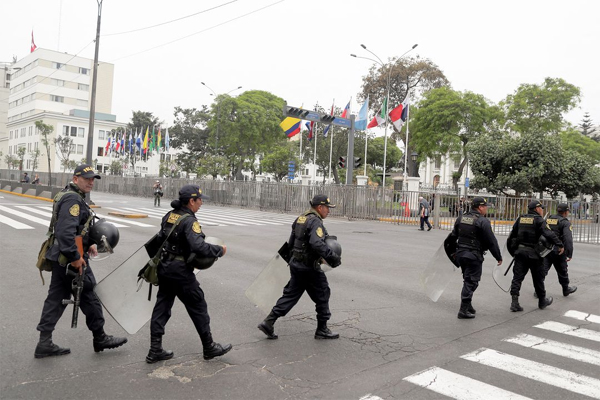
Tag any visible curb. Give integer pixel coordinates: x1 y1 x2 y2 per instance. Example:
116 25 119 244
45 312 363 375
0 189 53 202
107 211 148 219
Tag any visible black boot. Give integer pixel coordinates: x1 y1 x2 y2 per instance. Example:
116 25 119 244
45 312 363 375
93 330 128 353
510 295 523 312
257 311 278 340
34 332 71 359
203 342 232 360
467 303 476 314
563 286 577 296
315 321 339 339
538 296 553 309
457 302 476 319
146 336 174 364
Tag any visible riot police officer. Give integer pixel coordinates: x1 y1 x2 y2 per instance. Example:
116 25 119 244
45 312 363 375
146 184 231 363
35 164 127 358
258 194 341 340
507 201 564 312
543 203 576 296
450 197 502 319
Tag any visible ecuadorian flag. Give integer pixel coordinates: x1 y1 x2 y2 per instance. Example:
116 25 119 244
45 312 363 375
280 117 301 138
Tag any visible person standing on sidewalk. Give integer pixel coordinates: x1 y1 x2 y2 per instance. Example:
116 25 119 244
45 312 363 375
419 196 432 231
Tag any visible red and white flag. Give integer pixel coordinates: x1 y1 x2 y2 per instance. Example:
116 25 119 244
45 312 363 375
389 97 410 131
31 30 37 53
367 97 387 129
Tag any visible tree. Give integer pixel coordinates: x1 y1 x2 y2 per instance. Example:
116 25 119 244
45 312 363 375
16 147 26 171
502 77 581 135
579 112 598 141
109 160 123 176
127 110 161 131
560 128 600 164
29 149 41 177
4 154 18 169
364 136 402 185
36 121 54 186
196 154 229 179
261 141 301 182
170 106 212 174
54 135 74 172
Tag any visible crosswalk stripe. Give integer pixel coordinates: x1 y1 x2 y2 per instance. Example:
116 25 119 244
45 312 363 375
94 213 154 227
134 207 167 217
565 310 600 324
199 210 283 226
0 205 50 226
118 207 162 219
403 366 531 400
134 208 224 226
205 208 293 223
16 205 52 218
503 333 600 366
535 321 600 343
461 348 600 399
0 214 35 229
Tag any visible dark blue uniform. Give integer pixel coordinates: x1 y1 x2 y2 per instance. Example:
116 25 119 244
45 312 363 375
543 214 573 292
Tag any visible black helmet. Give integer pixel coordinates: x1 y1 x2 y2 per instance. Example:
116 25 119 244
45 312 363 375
89 219 120 253
189 237 223 270
325 236 342 257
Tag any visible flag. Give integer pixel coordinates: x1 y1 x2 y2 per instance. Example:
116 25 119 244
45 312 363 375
340 99 351 119
31 30 37 53
104 135 111 156
323 103 334 138
136 128 142 151
120 132 125 154
110 133 116 151
368 97 387 129
150 127 156 152
355 96 369 131
280 117 301 138
157 128 162 149
389 97 410 131
129 131 134 154
165 127 170 151
306 121 314 141
114 133 121 153
143 127 149 154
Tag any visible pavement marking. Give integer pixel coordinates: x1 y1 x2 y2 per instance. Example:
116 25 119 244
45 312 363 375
0 214 35 229
119 207 162 219
461 348 600 399
503 333 600 366
403 366 531 400
0 205 50 226
94 213 154 227
16 205 52 218
199 210 283 226
534 321 600 343
564 310 600 324
359 395 385 400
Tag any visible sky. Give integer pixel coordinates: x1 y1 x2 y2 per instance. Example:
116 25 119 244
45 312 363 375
2 0 599 132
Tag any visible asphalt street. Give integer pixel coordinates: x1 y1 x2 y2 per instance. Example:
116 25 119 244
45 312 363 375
1 190 599 400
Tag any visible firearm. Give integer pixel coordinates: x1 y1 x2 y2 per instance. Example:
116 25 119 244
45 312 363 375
62 235 86 329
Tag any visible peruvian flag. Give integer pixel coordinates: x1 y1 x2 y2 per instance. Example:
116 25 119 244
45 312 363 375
31 30 37 53
367 97 387 129
389 97 410 131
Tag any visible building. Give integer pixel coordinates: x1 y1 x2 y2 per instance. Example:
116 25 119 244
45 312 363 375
417 152 473 195
0 61 13 158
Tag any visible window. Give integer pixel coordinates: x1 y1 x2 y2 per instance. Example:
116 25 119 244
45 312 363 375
452 154 461 170
77 145 84 154
434 155 442 169
79 67 89 75
9 130 12 139
70 143 76 153
97 147 104 156
20 128 26 137
53 62 64 70
77 99 88 107
70 127 77 137
27 160 31 169
34 142 38 150
98 130 105 140
78 83 89 91
28 126 33 136
51 95 64 103
50 78 64 87
78 127 85 137
27 143 31 152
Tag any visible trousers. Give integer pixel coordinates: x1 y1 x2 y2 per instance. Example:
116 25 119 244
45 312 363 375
456 251 482 302
542 252 570 288
510 250 546 298
272 266 331 321
37 261 105 333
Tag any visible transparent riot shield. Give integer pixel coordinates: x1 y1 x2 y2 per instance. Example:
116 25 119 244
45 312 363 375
492 242 514 292
245 253 291 315
420 244 461 302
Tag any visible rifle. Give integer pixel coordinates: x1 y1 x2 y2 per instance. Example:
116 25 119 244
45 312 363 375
62 236 86 329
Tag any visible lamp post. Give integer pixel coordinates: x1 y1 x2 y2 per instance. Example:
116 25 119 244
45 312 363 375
351 43 417 188
201 82 242 150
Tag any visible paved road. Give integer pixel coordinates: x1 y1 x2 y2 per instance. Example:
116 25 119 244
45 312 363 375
1 191 598 400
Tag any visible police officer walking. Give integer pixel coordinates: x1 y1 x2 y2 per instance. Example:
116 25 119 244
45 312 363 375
258 194 341 340
507 201 564 312
543 203 576 296
35 164 127 358
450 197 502 319
146 184 231 363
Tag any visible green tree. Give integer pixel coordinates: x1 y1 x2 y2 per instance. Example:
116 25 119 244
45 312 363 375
502 77 581 134
29 149 41 177
127 110 161 132
170 106 212 174
4 154 18 169
579 112 598 141
364 136 402 185
54 135 74 172
560 128 600 164
197 154 229 179
16 146 26 171
261 141 301 182
109 160 123 176
36 121 54 186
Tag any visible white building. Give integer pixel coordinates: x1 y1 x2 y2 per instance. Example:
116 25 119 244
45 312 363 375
417 153 473 194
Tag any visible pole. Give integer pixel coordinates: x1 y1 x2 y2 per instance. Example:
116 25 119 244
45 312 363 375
363 132 368 176
328 125 334 182
346 115 356 185
403 97 412 187
312 123 317 183
382 66 391 188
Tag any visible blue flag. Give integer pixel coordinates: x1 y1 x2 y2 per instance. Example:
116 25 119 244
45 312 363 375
355 96 369 131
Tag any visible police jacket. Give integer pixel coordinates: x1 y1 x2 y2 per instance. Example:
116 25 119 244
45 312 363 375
546 214 573 258
451 209 502 261
288 208 339 270
508 212 563 253
46 183 93 264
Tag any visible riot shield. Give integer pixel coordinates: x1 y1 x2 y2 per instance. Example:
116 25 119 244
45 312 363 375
245 253 290 314
492 242 514 292
420 243 461 302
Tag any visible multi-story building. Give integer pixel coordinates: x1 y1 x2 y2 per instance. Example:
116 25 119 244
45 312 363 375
0 61 13 157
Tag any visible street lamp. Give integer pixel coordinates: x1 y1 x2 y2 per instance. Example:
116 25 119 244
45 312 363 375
201 82 242 149
351 43 418 188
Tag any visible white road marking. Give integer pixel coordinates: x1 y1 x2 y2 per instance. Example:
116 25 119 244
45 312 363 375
403 366 531 400
461 348 600 399
503 333 600 366
0 205 49 226
359 395 385 400
16 205 52 218
0 214 35 229
564 310 600 324
535 321 600 342
94 213 154 227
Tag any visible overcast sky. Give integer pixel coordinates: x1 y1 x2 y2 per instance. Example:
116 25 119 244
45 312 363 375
2 0 599 131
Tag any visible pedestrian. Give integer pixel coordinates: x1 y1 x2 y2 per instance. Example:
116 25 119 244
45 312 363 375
450 197 502 319
418 196 432 231
572 200 580 219
458 197 465 216
542 203 577 297
507 201 564 312
153 180 163 207
21 172 30 183
34 164 127 358
146 184 231 363
32 174 40 184
257 194 342 340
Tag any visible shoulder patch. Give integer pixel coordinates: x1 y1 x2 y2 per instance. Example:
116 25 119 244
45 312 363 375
167 213 180 224
297 216 307 224
316 227 324 238
546 218 558 225
520 217 534 224
569 225 573 232
192 221 201 234
69 204 80 217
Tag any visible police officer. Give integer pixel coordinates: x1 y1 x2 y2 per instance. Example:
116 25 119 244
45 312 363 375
543 203 576 296
451 197 502 319
507 201 564 312
35 164 127 358
146 184 231 363
258 194 341 340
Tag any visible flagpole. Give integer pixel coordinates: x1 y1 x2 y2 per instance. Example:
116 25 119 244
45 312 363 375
364 130 368 176
404 98 411 189
312 123 318 184
327 99 334 183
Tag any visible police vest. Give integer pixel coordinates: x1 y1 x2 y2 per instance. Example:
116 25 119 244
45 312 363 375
292 209 322 264
162 210 190 258
457 212 481 251
546 214 565 241
516 213 538 247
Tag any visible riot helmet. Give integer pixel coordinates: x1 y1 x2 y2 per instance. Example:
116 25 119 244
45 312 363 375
89 218 120 253
189 237 224 270
325 236 342 257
